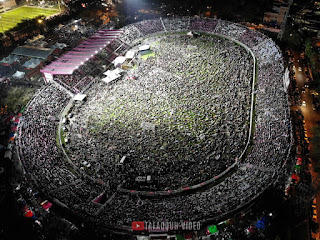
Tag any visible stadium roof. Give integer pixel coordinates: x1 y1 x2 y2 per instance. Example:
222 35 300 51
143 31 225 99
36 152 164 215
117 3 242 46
41 29 123 75
12 45 54 60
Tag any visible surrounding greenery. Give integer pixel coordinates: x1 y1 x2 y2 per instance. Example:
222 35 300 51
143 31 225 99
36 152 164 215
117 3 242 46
305 39 316 60
0 86 36 113
305 38 320 93
282 27 303 49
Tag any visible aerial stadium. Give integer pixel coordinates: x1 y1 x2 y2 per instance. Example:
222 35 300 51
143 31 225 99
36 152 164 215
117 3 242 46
16 17 291 237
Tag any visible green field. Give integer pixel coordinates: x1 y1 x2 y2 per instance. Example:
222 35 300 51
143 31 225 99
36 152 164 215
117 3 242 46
0 6 59 33
140 50 155 60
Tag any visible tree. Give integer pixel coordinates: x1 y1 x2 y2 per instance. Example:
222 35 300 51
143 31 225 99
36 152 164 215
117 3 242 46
305 38 316 60
282 28 303 50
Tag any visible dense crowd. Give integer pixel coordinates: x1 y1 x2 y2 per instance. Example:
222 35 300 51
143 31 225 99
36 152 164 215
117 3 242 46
98 167 276 225
244 55 290 169
162 17 191 32
107 39 129 54
239 29 268 49
67 34 253 190
17 18 290 228
53 72 94 94
190 18 218 33
17 84 106 217
134 19 165 36
119 24 143 45
214 20 247 39
18 85 75 191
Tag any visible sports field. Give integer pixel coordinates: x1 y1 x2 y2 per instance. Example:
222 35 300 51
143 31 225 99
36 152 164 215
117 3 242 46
140 50 155 60
0 6 59 33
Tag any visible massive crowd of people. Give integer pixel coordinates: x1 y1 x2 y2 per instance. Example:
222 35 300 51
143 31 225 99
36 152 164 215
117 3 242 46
16 18 290 229
97 167 276 226
18 85 75 191
53 71 94 94
67 34 253 190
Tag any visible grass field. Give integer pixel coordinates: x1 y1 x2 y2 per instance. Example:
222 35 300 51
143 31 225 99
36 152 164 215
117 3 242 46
140 50 155 60
0 6 59 33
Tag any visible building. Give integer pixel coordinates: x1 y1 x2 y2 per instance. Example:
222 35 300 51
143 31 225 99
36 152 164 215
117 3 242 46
0 0 16 9
263 1 290 26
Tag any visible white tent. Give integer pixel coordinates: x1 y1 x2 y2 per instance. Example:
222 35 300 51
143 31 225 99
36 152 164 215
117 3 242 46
103 69 123 76
4 150 12 160
12 71 25 79
113 68 124 74
0 55 20 65
187 31 194 37
125 50 137 59
120 156 126 164
22 61 31 68
29 62 38 69
51 42 67 50
141 122 155 131
23 58 42 69
101 69 121 83
113 56 126 68
283 68 290 92
139 45 150 51
74 94 87 101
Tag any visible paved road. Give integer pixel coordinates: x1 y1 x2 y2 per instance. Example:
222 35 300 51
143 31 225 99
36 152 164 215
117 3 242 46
292 52 320 139
292 51 320 239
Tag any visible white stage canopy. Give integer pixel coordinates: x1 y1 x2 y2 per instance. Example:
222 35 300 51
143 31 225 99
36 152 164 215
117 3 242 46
125 50 137 59
12 71 25 79
101 69 122 83
139 45 150 51
74 94 87 101
113 56 126 68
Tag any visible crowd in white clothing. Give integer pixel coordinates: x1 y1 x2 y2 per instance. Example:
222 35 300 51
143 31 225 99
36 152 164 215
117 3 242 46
16 18 290 229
